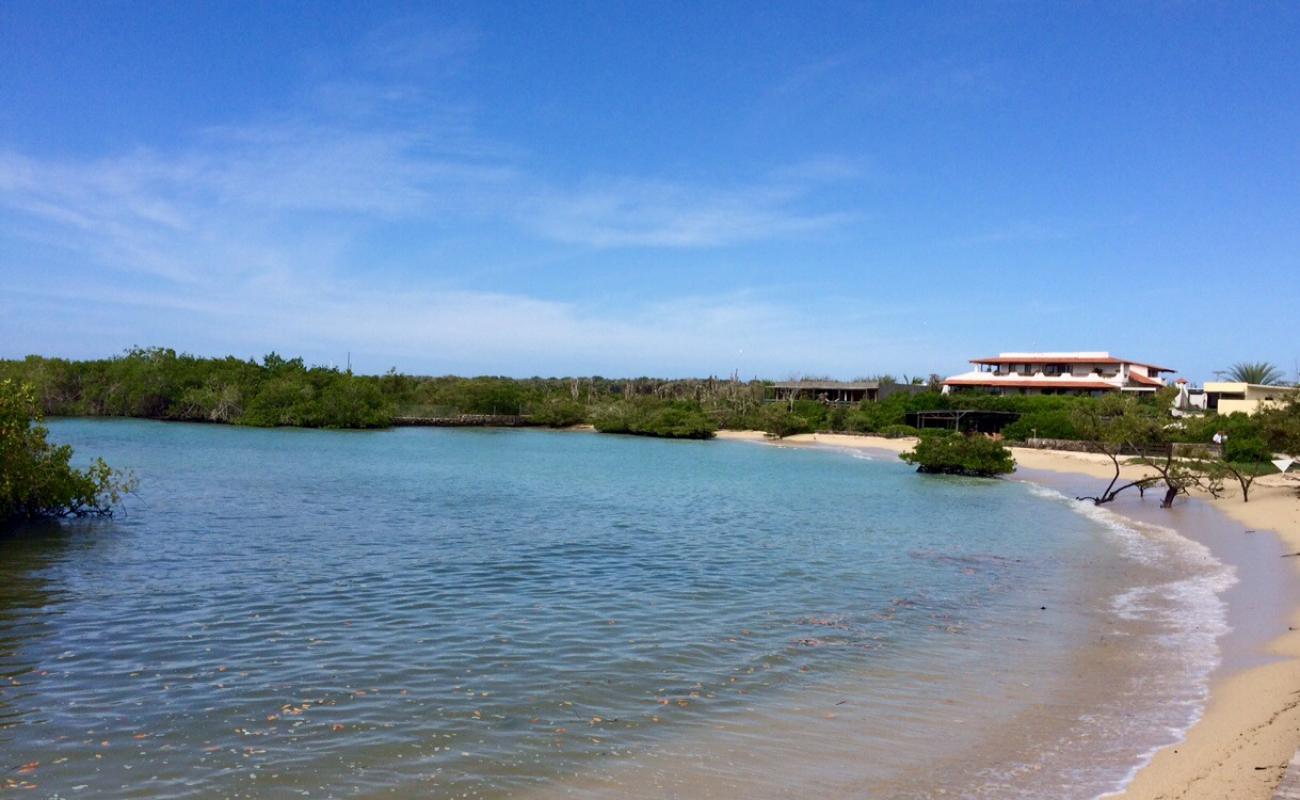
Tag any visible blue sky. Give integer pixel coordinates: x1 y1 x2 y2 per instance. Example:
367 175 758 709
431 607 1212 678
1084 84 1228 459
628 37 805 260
2 2 1297 381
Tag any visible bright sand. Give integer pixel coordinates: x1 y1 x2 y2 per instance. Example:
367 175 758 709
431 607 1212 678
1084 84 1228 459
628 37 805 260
717 430 1300 798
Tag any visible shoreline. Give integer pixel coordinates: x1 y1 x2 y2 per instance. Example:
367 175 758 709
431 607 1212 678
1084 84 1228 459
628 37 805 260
717 429 1300 799
35 419 1300 796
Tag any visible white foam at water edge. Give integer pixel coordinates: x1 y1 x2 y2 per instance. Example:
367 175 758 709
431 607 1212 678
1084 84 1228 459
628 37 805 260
1022 481 1238 800
1024 483 1231 574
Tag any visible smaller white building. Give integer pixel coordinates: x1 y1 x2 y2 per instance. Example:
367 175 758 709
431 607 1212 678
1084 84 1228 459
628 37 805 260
943 352 1173 396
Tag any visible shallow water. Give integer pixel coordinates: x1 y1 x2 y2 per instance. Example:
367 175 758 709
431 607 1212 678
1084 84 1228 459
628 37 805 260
0 421 1233 798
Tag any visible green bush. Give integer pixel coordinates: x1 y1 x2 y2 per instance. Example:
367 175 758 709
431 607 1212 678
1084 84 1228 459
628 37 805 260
758 405 814 439
1 380 135 522
787 399 829 430
591 399 716 439
1001 410 1079 442
239 372 392 428
1223 432 1271 464
1257 397 1300 453
876 424 919 439
900 432 1015 477
529 398 587 427
825 406 849 432
844 396 909 432
1170 414 1216 444
916 427 952 438
589 403 632 434
644 404 717 439
1176 408 1296 460
455 378 527 415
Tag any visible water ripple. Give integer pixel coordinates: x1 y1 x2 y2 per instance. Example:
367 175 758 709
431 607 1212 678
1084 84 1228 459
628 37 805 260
0 422 1169 798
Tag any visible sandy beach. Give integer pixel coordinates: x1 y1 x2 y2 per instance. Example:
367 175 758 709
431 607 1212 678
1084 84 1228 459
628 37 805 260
718 430 1300 799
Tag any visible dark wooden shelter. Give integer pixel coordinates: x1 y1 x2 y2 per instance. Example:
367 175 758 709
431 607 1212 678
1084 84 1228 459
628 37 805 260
770 381 928 405
907 409 1021 434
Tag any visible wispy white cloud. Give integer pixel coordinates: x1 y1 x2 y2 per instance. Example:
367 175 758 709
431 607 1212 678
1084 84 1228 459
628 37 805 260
770 51 863 98
0 102 863 290
768 50 1005 108
520 177 856 248
0 19 879 374
770 155 872 183
356 19 480 73
3 276 934 378
0 118 884 372
1 100 859 256
198 122 518 216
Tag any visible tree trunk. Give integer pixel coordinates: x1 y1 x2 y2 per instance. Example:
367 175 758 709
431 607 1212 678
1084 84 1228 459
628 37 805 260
1160 485 1178 508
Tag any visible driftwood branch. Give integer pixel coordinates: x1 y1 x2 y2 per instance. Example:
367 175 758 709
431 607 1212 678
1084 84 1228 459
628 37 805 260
1075 437 1161 506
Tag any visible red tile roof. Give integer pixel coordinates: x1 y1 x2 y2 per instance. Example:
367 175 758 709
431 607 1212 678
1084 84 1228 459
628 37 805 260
1126 372 1165 387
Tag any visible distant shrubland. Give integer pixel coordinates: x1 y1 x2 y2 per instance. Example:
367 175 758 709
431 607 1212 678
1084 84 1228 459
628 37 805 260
0 349 767 435
3 350 1297 461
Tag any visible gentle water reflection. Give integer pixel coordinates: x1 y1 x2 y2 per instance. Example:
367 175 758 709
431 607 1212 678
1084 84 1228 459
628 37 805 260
0 421 1213 798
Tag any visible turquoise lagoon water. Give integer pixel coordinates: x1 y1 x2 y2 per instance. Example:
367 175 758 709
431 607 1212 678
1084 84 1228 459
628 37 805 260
0 421 1233 798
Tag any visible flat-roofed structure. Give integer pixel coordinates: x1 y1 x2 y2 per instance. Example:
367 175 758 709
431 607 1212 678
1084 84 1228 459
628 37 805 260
1204 381 1298 415
943 352 1173 396
770 380 927 405
908 409 1021 434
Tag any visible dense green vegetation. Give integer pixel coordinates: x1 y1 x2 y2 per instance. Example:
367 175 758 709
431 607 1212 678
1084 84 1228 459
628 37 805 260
2 350 1297 463
1 380 135 523
876 424 920 438
1 349 394 428
0 349 770 433
900 432 1016 477
1000 410 1081 441
0 350 1143 438
590 398 718 439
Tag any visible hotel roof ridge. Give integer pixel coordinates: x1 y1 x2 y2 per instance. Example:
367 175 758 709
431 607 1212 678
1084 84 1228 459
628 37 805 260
969 352 1174 373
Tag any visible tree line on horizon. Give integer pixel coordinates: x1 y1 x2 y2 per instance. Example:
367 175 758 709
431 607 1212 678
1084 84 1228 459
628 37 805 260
0 347 1124 439
4 349 1299 521
1 347 947 438
2 348 1297 450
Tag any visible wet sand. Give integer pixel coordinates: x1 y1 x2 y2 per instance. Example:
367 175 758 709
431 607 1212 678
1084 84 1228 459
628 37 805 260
718 430 1300 799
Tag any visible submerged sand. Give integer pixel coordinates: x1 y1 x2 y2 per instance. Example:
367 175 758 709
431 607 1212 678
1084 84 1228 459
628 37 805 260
717 430 1300 799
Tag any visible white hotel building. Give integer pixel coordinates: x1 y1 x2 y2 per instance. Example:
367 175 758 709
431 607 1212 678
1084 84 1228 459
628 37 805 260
942 352 1173 396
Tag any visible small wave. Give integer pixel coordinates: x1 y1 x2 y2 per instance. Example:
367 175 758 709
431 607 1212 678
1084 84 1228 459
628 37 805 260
1018 481 1237 799
1022 483 1224 571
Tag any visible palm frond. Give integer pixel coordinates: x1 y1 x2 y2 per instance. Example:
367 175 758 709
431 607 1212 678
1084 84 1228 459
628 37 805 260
1224 361 1284 385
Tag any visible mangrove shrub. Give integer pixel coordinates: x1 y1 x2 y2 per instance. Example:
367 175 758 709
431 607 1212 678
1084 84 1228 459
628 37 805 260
1 380 135 522
591 399 716 439
900 432 1015 477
